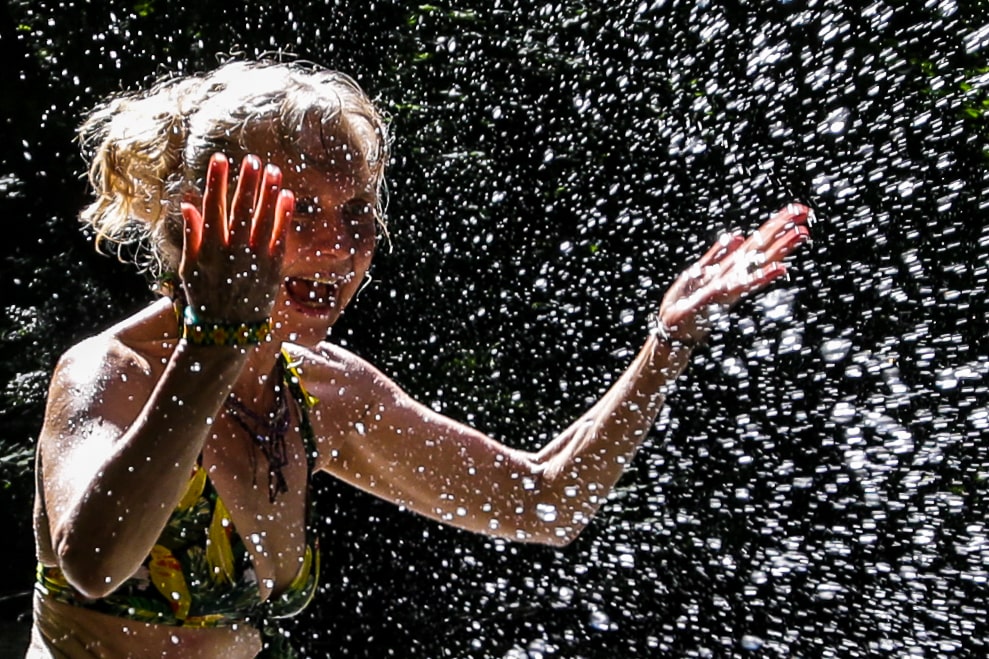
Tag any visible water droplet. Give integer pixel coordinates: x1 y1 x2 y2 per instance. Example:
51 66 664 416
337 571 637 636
819 106 850 134
821 338 852 363
588 610 612 631
741 634 763 651
535 503 557 522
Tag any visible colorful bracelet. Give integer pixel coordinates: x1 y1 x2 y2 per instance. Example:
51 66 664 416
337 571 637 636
181 305 272 346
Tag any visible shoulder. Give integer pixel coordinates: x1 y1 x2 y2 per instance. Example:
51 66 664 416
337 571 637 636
283 340 409 426
54 327 155 393
47 303 171 416
42 343 150 450
286 340 392 388
56 333 146 380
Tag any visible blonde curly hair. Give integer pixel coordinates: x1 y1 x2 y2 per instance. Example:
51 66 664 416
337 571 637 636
78 59 390 283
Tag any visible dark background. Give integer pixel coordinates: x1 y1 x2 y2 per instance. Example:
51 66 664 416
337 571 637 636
2 0 987 656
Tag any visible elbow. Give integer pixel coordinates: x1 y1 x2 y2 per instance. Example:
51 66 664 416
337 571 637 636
548 514 593 547
518 520 586 548
541 526 582 548
53 532 130 599
521 467 596 548
521 505 592 548
510 479 594 548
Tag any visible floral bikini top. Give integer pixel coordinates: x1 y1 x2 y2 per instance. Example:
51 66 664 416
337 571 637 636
36 350 321 630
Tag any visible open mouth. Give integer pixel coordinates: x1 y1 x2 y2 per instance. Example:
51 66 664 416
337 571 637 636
284 276 340 312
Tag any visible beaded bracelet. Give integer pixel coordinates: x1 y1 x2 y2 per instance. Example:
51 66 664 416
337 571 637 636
181 305 272 346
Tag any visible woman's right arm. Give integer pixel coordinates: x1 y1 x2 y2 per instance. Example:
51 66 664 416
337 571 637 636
39 153 293 598
38 335 249 598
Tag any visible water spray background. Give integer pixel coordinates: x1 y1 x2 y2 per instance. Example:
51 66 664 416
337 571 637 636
1 1 987 657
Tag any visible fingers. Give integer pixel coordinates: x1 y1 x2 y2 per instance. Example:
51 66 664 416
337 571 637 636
728 204 811 270
250 164 285 252
764 222 810 262
734 261 787 295
228 155 263 244
186 153 290 258
751 204 811 248
660 203 811 329
270 189 294 256
697 233 745 269
698 204 811 277
769 202 812 227
201 154 230 245
181 202 204 258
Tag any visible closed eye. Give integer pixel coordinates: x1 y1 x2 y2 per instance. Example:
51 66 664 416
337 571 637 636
343 199 375 220
343 198 379 236
294 197 321 218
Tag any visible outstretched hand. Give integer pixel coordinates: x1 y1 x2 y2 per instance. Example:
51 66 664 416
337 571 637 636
657 203 812 345
179 153 294 323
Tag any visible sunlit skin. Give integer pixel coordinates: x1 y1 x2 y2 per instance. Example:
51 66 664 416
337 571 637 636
30 118 810 657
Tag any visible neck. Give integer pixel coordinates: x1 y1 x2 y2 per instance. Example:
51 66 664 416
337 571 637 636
231 344 284 403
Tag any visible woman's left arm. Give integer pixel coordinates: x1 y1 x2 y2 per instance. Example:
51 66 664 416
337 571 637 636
314 204 811 546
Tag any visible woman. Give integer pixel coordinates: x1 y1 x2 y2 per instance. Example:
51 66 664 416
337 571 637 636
30 59 810 657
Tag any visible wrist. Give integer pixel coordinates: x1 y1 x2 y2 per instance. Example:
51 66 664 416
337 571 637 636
180 305 272 347
648 314 706 349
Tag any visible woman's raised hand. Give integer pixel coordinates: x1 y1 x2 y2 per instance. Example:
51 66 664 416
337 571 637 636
179 153 294 323
657 203 812 345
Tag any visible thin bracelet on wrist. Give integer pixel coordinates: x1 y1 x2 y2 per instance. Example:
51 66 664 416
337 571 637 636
180 305 272 346
648 314 702 349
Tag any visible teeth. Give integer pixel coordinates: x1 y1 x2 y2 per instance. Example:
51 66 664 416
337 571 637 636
290 273 353 286
285 276 339 308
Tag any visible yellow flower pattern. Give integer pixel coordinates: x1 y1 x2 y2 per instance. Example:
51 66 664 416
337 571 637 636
36 351 321 630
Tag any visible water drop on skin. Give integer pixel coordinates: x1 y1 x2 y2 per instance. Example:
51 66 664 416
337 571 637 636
535 503 558 523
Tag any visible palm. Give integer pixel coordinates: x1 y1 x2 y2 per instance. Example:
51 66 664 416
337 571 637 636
659 203 812 343
179 153 293 323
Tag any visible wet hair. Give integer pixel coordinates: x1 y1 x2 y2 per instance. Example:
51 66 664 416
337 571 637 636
77 59 390 281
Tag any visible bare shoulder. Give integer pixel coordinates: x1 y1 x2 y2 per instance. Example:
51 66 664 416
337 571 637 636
285 341 406 462
51 330 155 405
43 304 170 442
56 332 146 380
288 340 395 391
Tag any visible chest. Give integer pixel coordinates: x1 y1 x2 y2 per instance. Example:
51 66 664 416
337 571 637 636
202 408 312 596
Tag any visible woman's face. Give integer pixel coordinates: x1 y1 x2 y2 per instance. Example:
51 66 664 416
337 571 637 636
246 122 380 346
